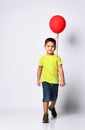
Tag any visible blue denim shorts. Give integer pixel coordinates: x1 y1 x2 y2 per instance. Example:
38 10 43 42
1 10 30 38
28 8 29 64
42 82 59 102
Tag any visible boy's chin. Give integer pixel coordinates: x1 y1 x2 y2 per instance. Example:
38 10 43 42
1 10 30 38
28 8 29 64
47 52 54 55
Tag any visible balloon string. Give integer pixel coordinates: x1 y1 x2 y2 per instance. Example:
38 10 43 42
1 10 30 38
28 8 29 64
55 33 59 56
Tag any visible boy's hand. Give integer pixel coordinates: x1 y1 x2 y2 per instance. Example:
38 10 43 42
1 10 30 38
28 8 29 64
37 80 41 87
60 80 65 87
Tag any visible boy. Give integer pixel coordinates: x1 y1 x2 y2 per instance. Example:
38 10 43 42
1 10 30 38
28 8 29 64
37 38 65 123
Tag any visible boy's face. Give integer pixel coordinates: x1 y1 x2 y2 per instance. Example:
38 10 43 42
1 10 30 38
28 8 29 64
44 41 56 55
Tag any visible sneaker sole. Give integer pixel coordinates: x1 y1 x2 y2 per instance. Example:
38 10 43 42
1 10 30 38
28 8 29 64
42 120 49 123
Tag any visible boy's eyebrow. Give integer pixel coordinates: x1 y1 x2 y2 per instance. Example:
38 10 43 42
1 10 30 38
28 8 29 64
47 45 55 46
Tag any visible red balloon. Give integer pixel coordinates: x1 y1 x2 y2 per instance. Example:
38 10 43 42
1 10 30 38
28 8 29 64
49 15 66 33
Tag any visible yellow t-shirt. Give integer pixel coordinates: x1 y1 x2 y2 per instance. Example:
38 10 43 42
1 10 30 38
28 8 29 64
38 54 63 84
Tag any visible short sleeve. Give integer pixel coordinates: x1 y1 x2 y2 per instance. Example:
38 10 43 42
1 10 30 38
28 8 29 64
38 56 44 67
58 56 63 65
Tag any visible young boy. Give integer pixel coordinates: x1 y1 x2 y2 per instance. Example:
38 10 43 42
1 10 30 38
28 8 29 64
37 38 65 123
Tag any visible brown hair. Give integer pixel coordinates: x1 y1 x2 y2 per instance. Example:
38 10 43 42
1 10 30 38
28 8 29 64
45 38 56 47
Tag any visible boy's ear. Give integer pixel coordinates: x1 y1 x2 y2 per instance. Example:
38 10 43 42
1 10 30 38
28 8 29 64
54 46 56 50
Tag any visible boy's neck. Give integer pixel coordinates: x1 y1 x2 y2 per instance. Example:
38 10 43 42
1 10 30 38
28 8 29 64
46 53 54 56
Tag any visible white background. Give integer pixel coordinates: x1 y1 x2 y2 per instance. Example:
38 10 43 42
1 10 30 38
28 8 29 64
0 0 85 129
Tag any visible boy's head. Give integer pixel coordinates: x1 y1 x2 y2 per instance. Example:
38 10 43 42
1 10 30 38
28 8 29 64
44 38 56 55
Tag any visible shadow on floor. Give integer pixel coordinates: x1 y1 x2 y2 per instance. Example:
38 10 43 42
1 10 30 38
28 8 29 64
58 83 82 117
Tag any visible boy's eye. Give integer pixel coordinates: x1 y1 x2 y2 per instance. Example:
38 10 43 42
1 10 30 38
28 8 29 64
47 46 54 47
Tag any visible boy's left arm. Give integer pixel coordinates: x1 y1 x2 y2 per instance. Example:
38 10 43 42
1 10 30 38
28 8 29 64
58 64 65 87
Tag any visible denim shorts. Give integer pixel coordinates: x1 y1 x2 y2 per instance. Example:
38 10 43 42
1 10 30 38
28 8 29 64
42 82 59 102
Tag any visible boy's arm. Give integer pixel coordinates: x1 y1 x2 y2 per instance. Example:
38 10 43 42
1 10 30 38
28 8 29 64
58 64 65 87
37 66 43 87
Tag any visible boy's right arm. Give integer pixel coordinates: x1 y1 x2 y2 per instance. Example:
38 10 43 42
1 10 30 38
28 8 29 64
37 66 43 87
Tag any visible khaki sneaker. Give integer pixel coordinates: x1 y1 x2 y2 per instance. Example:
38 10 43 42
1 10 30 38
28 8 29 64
49 107 57 117
42 113 49 123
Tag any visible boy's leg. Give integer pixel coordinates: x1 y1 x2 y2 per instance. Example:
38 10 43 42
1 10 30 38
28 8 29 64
49 100 56 108
42 101 49 123
49 100 57 117
43 101 49 114
48 84 58 117
42 82 50 122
